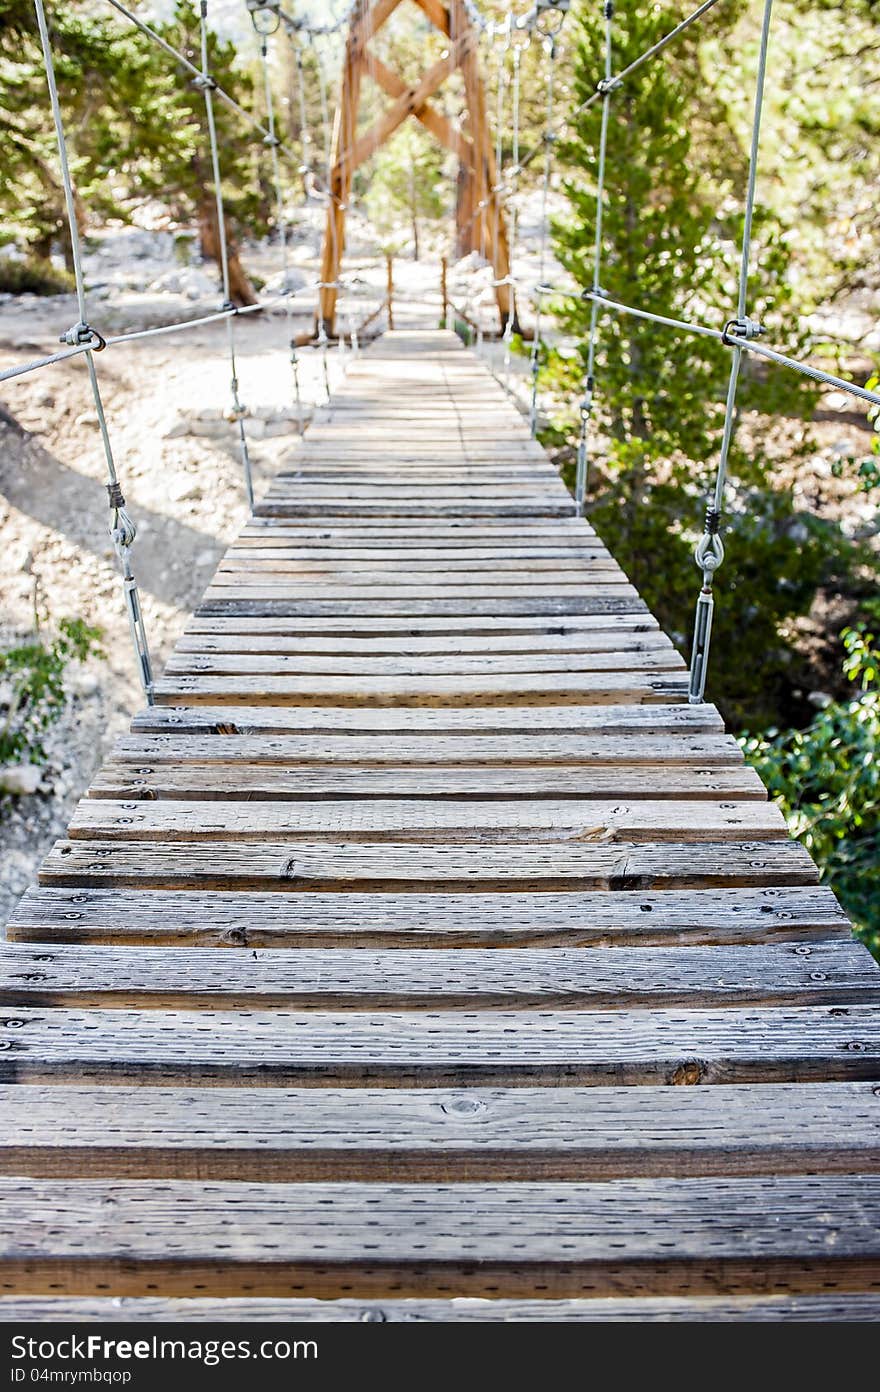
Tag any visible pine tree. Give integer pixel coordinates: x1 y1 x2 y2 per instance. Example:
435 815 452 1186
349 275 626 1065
0 0 268 303
364 122 446 258
546 0 844 728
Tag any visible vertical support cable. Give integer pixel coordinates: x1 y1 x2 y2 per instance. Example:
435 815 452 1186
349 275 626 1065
32 0 154 703
528 27 559 436
576 1 614 516
197 0 255 510
687 0 774 703
312 30 336 395
255 15 300 424
502 36 525 394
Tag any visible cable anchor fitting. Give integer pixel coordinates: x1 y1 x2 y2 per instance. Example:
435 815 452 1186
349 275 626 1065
106 481 137 550
722 316 766 346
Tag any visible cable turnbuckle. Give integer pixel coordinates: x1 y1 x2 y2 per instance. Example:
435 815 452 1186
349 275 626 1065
59 322 106 351
722 316 765 345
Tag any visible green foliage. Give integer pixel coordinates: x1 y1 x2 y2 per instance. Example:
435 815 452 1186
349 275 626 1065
543 0 855 729
0 1 267 272
741 629 880 956
0 253 74 295
0 618 104 769
364 123 446 259
830 371 880 496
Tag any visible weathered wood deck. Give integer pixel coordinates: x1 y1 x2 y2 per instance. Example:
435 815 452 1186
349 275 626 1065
2 329 879 1322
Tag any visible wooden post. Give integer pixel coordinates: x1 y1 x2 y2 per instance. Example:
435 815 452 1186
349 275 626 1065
386 254 394 330
440 255 448 328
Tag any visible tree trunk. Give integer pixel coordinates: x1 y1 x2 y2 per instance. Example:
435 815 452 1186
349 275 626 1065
197 193 258 307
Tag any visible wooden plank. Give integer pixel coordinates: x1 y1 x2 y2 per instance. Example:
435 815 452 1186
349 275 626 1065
36 838 820 893
131 702 725 736
3 1004 877 1086
1 1176 878 1296
252 502 577 518
208 565 629 587
2 1081 878 1180
2 1294 878 1321
184 617 659 640
89 763 764 804
110 731 746 767
3 941 871 1011
202 582 633 600
66 796 785 844
8 884 847 947
163 651 684 678
151 672 688 706
238 522 597 540
194 596 651 619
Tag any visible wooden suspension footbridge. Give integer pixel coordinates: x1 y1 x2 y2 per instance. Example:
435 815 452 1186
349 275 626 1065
1 330 880 1322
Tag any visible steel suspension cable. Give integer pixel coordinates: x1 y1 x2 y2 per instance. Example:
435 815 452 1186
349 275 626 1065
196 0 255 509
574 0 614 514
687 0 774 704
517 0 729 176
527 18 563 436
250 2 304 431
32 0 154 704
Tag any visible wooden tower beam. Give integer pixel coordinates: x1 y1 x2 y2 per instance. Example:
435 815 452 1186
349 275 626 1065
317 0 514 336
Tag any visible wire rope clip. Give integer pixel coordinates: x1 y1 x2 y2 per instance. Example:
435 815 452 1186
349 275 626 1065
722 316 766 346
59 322 106 351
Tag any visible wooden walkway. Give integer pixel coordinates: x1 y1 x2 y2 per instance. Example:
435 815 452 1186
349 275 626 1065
2 329 880 1322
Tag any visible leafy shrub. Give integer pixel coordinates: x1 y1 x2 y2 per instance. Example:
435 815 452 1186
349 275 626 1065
0 254 75 296
0 618 104 769
741 628 880 956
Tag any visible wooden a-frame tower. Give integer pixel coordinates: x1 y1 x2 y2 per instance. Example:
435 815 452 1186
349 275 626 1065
318 0 514 335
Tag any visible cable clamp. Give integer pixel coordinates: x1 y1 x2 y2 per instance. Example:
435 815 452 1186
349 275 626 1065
722 315 765 345
704 505 722 536
59 322 106 351
582 286 608 301
597 76 622 96
192 73 217 91
220 300 238 315
603 2 615 17
106 481 126 510
263 132 281 148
